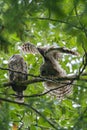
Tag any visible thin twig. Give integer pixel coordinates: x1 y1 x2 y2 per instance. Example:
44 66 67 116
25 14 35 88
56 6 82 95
78 53 87 77
0 67 39 78
73 3 87 78
23 81 73 98
74 2 87 37
0 97 58 130
0 81 86 99
29 17 84 31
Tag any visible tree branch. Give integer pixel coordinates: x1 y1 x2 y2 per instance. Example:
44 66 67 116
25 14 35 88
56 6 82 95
23 81 73 98
29 17 84 31
0 97 58 130
0 81 86 100
78 53 87 77
3 74 87 88
0 67 39 78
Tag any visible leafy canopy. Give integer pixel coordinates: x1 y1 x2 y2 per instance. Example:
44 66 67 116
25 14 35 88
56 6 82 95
0 0 87 129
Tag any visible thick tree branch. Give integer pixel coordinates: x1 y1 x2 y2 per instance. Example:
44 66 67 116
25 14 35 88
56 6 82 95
3 74 87 88
0 65 87 95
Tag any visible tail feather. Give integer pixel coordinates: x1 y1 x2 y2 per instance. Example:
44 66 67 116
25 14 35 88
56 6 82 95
15 92 24 103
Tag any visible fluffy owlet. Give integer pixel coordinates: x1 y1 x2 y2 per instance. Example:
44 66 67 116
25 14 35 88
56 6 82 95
21 42 78 99
8 54 28 103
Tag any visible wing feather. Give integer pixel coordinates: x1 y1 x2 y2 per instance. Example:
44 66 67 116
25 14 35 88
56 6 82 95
45 47 79 56
21 42 39 54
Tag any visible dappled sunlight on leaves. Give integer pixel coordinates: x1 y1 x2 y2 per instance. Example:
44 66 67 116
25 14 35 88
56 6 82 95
0 0 87 129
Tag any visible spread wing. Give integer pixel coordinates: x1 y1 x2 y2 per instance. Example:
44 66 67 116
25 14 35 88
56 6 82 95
21 42 39 54
45 47 79 56
21 42 76 100
21 42 79 58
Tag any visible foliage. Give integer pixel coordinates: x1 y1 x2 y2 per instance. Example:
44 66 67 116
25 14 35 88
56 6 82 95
0 0 87 129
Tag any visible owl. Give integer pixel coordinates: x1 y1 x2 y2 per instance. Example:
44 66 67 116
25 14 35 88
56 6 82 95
8 54 28 103
21 42 78 99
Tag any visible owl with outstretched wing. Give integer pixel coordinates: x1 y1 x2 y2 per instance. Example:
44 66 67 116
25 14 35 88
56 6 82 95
21 42 78 99
8 54 28 103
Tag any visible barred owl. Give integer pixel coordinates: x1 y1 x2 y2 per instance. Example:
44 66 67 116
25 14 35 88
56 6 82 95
8 54 28 103
21 42 78 99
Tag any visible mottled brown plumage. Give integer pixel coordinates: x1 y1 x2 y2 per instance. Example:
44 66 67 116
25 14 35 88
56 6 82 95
21 42 78 99
8 54 28 102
